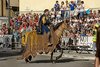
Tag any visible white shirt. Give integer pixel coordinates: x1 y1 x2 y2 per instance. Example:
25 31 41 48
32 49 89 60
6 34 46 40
65 4 70 10
77 4 84 12
51 11 55 18
60 5 66 11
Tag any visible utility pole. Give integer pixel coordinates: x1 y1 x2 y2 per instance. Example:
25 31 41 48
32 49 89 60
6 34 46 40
6 0 10 28
1 0 3 16
8 0 10 28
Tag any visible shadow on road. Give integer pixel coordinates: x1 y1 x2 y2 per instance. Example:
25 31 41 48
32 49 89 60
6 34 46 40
30 58 90 63
0 49 21 58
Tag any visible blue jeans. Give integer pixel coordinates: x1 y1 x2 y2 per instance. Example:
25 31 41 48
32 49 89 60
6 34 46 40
64 10 70 18
79 12 84 17
41 25 50 34
61 10 65 20
92 42 96 53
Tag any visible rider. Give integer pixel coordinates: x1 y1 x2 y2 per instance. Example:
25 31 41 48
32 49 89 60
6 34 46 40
39 9 52 46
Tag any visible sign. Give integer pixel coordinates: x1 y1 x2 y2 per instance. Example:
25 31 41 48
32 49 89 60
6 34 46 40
0 17 8 29
77 36 93 49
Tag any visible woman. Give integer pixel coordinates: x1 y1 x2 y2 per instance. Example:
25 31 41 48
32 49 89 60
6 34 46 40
65 0 70 18
60 1 66 19
95 24 100 67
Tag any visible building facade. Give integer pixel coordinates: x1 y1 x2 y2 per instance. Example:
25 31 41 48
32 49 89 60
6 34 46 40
0 0 19 17
19 0 100 14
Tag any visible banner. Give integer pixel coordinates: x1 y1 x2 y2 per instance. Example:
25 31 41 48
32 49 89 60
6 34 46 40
77 36 93 49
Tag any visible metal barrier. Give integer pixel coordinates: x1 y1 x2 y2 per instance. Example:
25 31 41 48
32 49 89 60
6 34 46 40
61 36 93 54
0 35 12 48
0 35 21 49
89 8 100 11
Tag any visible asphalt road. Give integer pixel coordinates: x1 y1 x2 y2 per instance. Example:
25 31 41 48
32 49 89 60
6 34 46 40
0 55 94 67
0 48 94 67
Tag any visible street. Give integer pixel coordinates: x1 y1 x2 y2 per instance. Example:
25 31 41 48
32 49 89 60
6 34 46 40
0 55 94 67
0 48 95 67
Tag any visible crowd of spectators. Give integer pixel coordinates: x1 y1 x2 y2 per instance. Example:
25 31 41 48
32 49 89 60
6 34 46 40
0 0 100 45
51 0 100 37
0 13 39 44
52 0 85 20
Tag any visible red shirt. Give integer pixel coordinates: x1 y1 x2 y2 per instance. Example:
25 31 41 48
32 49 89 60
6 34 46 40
10 19 14 26
19 24 26 33
34 15 39 24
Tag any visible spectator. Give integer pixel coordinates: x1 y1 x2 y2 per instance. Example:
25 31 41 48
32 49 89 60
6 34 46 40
93 10 97 18
26 23 32 32
51 8 55 20
0 29 4 35
97 10 100 17
29 16 34 27
65 0 70 18
10 19 14 27
13 29 19 44
89 10 93 17
2 23 8 35
19 22 26 37
54 1 60 12
60 1 66 19
77 1 85 18
69 1 76 16
33 14 39 27
92 23 99 54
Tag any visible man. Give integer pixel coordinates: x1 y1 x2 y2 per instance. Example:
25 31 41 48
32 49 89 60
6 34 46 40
39 9 52 46
95 24 100 67
92 23 99 54
26 23 32 32
2 23 8 35
54 1 60 20
54 1 60 12
69 1 76 16
60 1 66 20
65 0 70 18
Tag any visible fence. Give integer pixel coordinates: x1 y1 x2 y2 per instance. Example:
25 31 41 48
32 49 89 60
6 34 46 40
77 36 93 49
89 8 100 11
61 36 93 53
0 35 21 49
